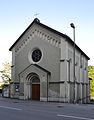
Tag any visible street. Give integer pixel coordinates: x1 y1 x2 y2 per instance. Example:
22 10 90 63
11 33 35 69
0 97 94 120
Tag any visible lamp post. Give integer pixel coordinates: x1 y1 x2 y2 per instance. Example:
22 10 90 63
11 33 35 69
70 23 76 103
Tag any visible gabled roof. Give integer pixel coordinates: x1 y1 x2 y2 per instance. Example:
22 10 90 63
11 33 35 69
9 18 90 60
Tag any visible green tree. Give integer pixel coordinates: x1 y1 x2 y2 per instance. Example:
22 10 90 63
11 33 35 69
0 62 11 83
88 65 94 99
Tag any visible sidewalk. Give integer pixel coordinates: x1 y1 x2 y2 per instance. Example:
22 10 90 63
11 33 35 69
0 95 94 110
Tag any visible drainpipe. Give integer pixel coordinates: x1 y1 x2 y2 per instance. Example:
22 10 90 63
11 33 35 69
47 73 48 102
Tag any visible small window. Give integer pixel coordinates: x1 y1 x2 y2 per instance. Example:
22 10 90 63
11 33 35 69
80 54 83 68
84 62 87 70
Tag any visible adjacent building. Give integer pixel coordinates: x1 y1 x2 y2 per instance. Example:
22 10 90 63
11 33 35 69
9 18 90 103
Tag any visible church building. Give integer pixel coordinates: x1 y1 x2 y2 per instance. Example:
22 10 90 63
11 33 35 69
9 18 90 103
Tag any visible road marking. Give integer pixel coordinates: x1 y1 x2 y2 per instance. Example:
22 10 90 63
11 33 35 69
57 114 94 120
0 105 22 111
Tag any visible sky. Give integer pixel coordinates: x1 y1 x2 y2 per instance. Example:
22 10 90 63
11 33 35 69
0 0 94 69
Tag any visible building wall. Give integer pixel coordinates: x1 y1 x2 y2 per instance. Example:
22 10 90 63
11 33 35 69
64 42 89 103
59 37 89 103
11 24 61 100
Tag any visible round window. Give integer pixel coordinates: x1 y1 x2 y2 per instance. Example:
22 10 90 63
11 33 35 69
31 49 42 62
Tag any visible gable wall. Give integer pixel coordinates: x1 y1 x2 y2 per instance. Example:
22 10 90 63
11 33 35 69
12 24 61 83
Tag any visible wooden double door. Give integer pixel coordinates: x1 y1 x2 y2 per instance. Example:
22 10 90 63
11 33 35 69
32 84 40 101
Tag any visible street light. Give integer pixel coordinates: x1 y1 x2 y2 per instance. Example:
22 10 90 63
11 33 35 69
70 23 76 103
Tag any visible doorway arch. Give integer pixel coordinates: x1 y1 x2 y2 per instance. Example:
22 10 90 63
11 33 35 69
26 73 40 101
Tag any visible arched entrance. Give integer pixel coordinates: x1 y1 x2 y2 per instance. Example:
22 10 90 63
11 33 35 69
26 73 40 101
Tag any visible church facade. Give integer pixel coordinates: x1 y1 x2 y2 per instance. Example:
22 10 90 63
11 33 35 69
9 18 90 103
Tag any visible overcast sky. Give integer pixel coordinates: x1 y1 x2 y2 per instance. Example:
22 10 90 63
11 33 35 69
0 0 94 68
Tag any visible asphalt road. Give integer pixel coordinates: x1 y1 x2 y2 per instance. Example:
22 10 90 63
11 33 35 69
0 97 94 120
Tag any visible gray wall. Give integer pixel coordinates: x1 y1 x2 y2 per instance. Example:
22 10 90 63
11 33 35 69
15 36 60 82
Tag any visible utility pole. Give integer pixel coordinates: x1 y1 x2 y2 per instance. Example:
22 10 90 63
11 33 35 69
70 23 76 103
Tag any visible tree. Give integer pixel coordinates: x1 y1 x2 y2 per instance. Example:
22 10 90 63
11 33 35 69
88 65 94 99
0 62 11 83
